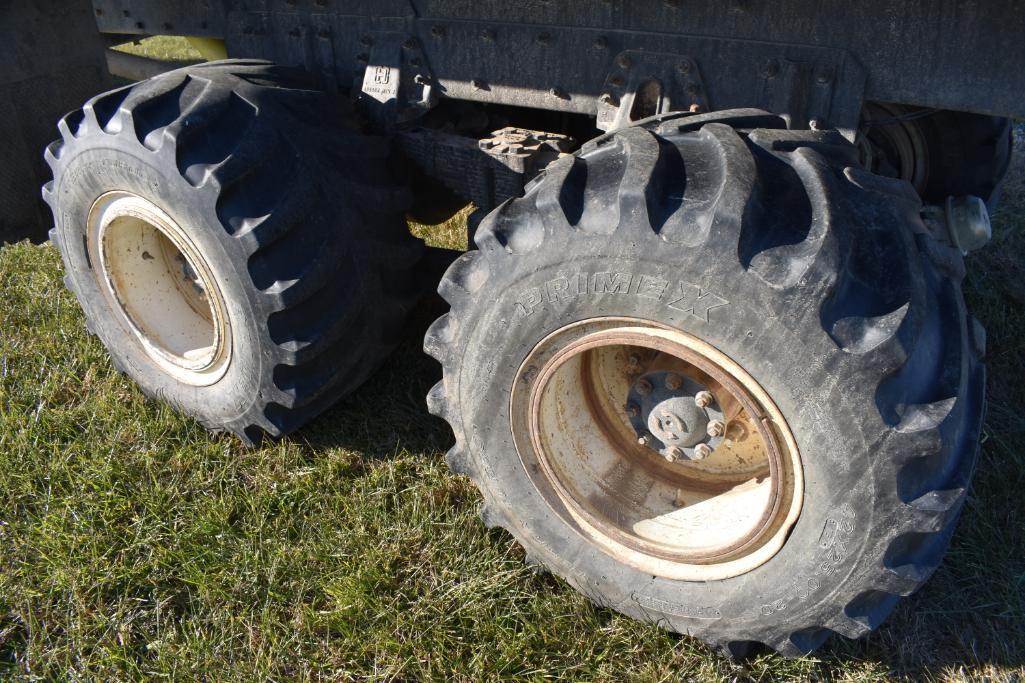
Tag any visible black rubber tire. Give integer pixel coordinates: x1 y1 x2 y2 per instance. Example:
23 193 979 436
44 60 424 443
425 110 986 656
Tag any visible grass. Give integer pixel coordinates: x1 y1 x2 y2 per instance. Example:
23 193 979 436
113 36 204 63
1 38 1023 681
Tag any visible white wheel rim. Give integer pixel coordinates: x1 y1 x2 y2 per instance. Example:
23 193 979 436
87 191 232 387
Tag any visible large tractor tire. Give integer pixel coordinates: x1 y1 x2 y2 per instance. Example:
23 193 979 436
426 110 985 656
44 60 423 443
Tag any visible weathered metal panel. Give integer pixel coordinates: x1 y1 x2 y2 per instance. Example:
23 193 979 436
414 0 1025 118
91 0 1025 119
407 19 865 133
1 0 110 244
93 0 227 36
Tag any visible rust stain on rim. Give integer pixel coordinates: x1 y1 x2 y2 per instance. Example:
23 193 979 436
510 317 803 581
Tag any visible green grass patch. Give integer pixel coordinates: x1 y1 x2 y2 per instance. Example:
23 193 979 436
112 36 203 63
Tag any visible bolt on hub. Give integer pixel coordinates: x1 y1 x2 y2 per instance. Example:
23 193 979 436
626 370 726 462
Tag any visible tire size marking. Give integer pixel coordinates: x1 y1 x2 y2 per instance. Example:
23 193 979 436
759 504 857 616
65 158 152 189
632 593 722 620
816 503 857 574
513 271 729 322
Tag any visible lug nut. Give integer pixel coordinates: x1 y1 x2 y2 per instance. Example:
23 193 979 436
693 443 713 460
664 447 684 462
636 378 653 395
665 373 682 391
638 434 653 447
707 419 726 437
625 402 640 417
694 390 713 408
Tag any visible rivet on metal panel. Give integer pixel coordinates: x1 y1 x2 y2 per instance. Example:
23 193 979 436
761 58 780 79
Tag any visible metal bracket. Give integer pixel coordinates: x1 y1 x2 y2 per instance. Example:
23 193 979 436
757 58 843 136
478 127 574 176
358 34 436 128
596 51 708 132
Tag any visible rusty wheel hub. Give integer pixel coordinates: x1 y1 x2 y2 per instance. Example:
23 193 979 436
510 318 803 581
627 370 727 462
